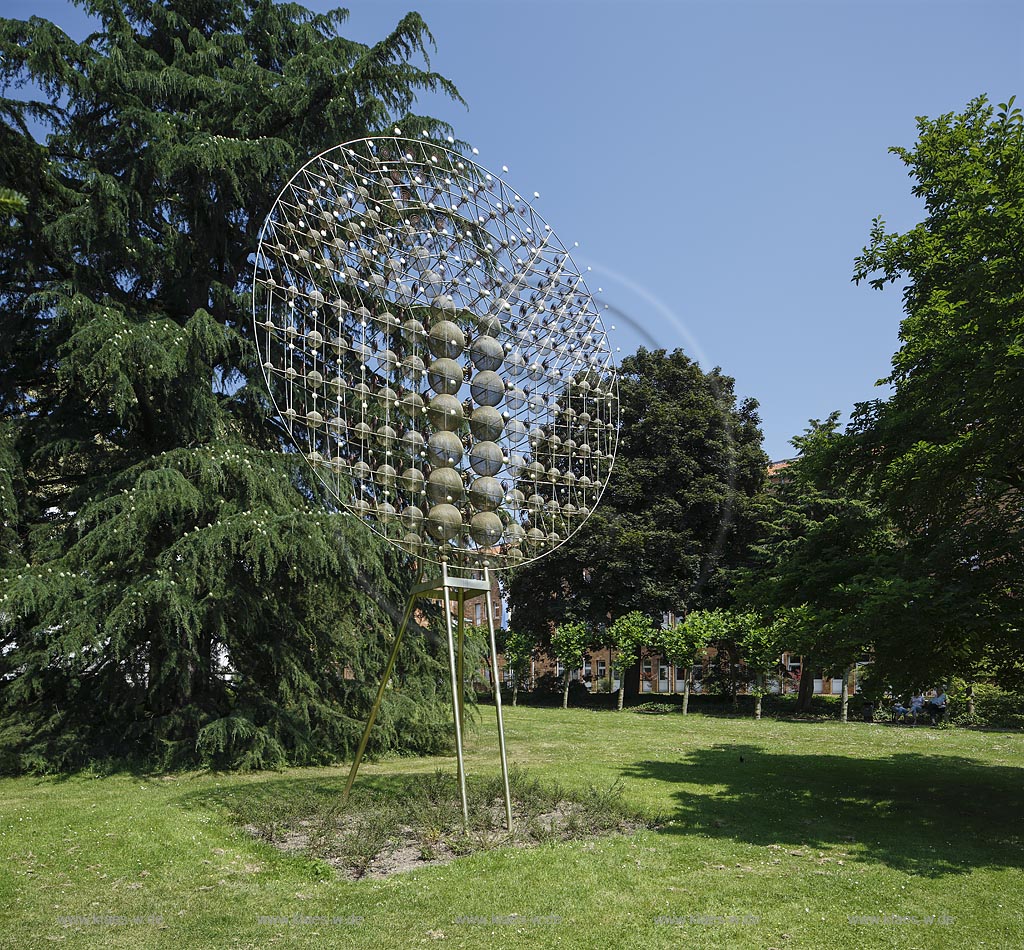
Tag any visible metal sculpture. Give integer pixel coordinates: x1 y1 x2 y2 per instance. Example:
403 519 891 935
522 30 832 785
253 133 618 828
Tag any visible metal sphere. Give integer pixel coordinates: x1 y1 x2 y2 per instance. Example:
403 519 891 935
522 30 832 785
427 358 464 396
426 503 463 542
427 430 463 468
470 511 504 546
401 505 424 530
470 336 504 372
426 393 464 432
469 370 505 407
468 475 504 511
399 467 425 494
469 406 504 442
426 467 465 505
428 320 467 359
469 440 504 477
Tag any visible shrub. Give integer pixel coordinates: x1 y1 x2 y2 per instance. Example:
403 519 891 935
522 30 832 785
949 682 1024 730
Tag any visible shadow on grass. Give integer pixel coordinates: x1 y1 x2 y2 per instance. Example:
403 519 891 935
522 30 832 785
177 771 425 818
622 744 1024 878
180 767 641 825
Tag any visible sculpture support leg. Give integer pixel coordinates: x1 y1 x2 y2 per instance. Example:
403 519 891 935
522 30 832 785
342 592 417 804
442 564 469 827
456 590 466 735
484 567 513 830
344 568 504 830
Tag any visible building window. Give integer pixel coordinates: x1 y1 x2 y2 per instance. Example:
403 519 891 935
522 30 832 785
555 661 564 677
583 660 592 678
597 660 606 678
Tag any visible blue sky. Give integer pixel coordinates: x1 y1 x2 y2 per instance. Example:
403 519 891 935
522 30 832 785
7 0 1023 458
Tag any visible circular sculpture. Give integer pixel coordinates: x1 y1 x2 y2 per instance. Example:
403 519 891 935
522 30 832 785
253 134 619 570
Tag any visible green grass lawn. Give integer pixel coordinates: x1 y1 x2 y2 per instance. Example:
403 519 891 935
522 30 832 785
2 707 1022 949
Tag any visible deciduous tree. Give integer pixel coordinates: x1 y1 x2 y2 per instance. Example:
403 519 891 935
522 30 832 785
849 94 1024 689
658 609 723 714
500 627 534 707
608 610 655 711
733 612 785 720
738 420 897 707
550 620 590 710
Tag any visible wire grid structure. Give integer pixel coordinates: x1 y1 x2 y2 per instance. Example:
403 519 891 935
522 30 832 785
252 135 619 573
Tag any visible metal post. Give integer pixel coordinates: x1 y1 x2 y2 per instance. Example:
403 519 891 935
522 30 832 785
456 589 466 735
442 562 469 827
484 567 513 830
342 591 417 803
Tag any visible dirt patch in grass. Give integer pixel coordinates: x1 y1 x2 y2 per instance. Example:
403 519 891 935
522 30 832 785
229 767 651 880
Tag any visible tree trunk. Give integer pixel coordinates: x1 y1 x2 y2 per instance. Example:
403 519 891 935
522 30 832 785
192 629 212 705
966 685 975 717
755 672 763 720
796 658 814 713
562 674 569 710
840 665 851 723
682 669 690 715
512 676 518 707
617 683 625 711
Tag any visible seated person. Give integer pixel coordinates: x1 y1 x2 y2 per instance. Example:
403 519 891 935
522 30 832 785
926 687 948 719
891 698 910 719
909 692 925 717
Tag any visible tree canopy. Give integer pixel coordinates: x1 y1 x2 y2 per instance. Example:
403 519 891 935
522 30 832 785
658 609 723 672
0 0 465 772
741 96 1023 695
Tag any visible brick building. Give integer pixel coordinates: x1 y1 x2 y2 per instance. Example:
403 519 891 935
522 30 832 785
456 570 503 629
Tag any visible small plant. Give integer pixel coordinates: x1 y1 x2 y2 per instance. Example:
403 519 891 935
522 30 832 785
305 805 342 859
448 832 476 857
470 826 506 851
336 812 395 878
525 815 559 845
629 701 675 714
255 820 279 843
